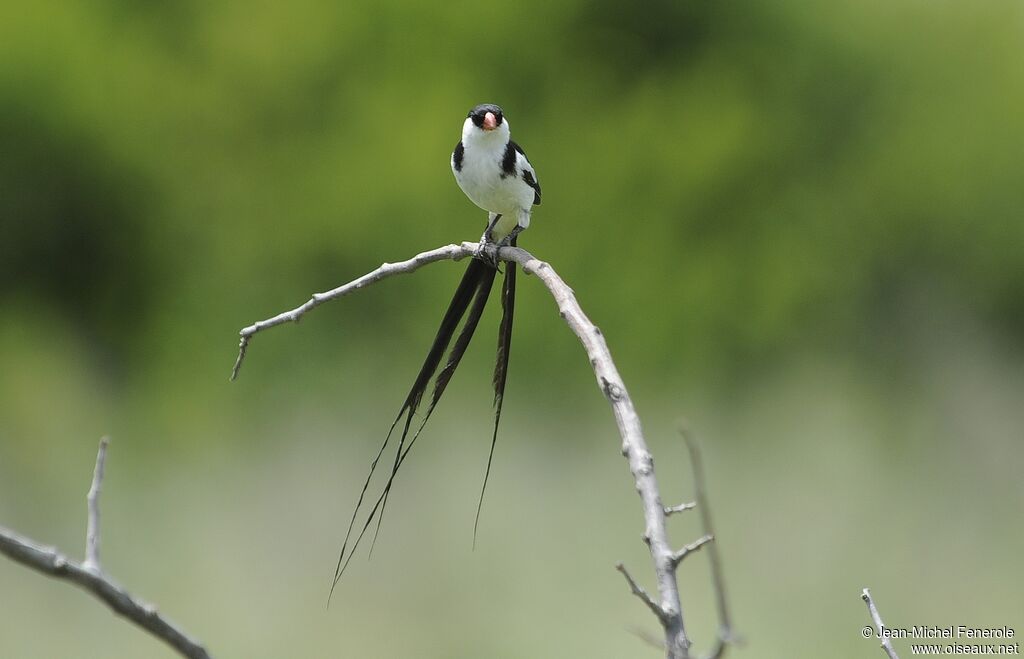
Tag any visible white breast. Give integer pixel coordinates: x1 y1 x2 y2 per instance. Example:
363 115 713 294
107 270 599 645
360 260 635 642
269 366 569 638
452 121 535 218
454 154 516 216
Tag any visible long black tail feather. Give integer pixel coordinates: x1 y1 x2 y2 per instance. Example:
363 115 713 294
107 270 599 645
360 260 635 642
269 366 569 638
474 236 517 545
367 262 496 552
329 258 496 600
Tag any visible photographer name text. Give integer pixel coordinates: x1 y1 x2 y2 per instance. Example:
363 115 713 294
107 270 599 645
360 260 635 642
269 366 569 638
877 626 1016 640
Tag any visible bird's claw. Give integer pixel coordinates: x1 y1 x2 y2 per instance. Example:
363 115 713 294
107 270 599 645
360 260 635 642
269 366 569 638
474 240 501 269
497 225 523 249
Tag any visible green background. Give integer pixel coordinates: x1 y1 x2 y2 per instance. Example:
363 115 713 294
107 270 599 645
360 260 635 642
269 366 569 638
1 0 1021 657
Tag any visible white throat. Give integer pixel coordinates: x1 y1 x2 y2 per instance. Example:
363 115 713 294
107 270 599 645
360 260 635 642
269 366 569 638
462 117 511 150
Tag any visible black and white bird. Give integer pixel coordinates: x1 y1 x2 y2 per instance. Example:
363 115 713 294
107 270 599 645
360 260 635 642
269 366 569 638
331 104 541 595
452 103 542 252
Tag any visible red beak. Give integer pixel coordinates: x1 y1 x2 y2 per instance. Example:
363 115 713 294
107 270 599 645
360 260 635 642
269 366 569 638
482 112 497 131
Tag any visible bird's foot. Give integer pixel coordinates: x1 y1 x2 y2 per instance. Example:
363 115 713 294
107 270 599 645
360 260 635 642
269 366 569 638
496 225 523 249
474 236 501 269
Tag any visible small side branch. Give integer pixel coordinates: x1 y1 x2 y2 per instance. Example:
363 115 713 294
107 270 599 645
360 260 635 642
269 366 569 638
670 535 713 568
84 435 109 572
664 501 696 517
0 439 212 659
617 563 668 624
862 588 900 659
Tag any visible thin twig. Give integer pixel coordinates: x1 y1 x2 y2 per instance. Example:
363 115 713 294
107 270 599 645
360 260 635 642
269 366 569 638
234 242 694 657
681 428 737 659
862 588 900 659
84 436 109 572
617 562 668 623
664 501 696 516
0 439 212 659
670 534 713 568
231 243 469 380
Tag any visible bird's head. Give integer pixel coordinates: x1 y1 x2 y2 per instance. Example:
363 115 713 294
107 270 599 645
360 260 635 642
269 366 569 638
464 103 509 141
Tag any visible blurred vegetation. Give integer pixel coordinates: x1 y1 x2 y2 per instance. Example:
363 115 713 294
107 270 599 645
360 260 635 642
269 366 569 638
1 1 1022 657
3 0 1022 397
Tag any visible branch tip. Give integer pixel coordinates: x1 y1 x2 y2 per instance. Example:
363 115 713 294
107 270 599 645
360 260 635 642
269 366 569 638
862 588 900 659
230 335 250 381
84 436 110 572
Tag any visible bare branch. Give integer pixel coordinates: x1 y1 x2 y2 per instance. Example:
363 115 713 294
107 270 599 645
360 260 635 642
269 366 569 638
231 243 470 380
234 242 694 657
670 534 713 568
664 501 696 516
84 436 109 572
510 249 695 656
0 439 212 659
681 428 737 659
862 588 900 659
617 562 668 623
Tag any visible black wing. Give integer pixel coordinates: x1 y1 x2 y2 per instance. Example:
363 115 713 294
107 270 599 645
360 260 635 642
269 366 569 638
511 141 541 206
452 141 465 172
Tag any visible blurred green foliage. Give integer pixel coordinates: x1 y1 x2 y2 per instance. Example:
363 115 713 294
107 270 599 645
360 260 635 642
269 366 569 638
3 0 1022 399
1 1 1022 657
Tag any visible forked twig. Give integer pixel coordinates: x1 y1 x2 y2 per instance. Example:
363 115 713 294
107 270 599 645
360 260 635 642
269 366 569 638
0 439 211 659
